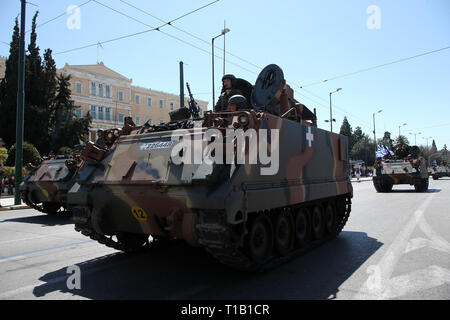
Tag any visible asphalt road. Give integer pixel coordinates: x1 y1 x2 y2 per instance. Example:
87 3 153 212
0 179 449 300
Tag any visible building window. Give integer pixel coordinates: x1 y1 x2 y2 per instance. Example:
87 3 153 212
135 95 140 105
76 82 81 94
90 105 96 119
118 91 123 101
170 102 174 110
159 100 163 108
118 113 124 123
75 108 82 117
98 106 104 120
90 82 96 95
135 116 140 125
105 85 111 98
105 107 111 121
147 96 152 106
98 84 103 97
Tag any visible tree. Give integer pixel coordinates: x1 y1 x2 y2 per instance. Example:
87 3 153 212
339 117 354 151
0 13 88 155
0 18 20 148
353 126 364 144
394 135 409 146
49 73 92 153
351 135 376 166
431 140 438 154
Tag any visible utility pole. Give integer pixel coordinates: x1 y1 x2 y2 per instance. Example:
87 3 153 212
14 0 26 205
327 88 341 133
373 109 382 152
179 61 184 109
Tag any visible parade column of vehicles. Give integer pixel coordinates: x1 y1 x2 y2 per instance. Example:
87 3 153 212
20 64 353 271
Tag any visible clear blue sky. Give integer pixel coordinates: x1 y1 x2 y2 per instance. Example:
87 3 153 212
1 0 449 150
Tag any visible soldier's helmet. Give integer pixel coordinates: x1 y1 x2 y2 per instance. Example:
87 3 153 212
222 74 236 86
228 94 247 110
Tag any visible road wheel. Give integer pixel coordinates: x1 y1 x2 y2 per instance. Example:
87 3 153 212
274 210 294 256
42 202 61 215
117 232 149 250
382 181 393 192
312 204 325 240
246 214 273 264
324 202 336 235
295 208 311 247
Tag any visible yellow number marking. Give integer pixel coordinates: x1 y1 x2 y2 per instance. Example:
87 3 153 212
131 206 148 222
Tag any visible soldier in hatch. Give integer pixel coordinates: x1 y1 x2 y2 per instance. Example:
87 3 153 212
214 74 243 112
227 94 248 111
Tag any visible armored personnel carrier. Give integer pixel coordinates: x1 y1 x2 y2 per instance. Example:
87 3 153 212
431 163 450 180
68 64 353 271
19 154 81 214
373 144 429 192
19 130 117 215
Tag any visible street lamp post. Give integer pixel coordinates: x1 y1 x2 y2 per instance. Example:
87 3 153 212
409 132 422 145
398 123 407 137
328 88 341 133
373 109 383 148
423 136 432 165
211 27 230 107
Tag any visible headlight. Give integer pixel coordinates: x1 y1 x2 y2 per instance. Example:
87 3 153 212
238 114 249 126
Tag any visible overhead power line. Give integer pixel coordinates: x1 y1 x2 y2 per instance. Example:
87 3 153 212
299 46 450 88
119 0 261 71
54 0 219 56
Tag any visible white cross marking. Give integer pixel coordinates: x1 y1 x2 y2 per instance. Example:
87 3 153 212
306 126 314 147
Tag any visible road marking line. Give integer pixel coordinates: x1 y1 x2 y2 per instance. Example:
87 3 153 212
382 265 450 298
354 193 436 299
0 231 76 245
0 240 94 262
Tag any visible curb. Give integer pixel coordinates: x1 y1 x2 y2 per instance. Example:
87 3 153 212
351 178 373 183
0 205 30 211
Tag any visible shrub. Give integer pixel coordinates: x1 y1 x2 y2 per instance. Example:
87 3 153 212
0 147 7 165
1 166 28 179
6 142 41 167
57 146 73 156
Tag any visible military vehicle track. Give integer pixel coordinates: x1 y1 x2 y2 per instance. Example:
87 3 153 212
20 191 63 215
197 195 351 272
74 224 173 253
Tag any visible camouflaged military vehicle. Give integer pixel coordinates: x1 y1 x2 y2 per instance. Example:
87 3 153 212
373 144 429 192
19 154 81 214
431 163 450 180
68 64 353 271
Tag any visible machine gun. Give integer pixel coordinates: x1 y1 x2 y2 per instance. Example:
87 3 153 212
186 82 200 119
168 82 201 122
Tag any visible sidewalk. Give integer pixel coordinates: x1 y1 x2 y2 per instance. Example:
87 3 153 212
0 195 30 211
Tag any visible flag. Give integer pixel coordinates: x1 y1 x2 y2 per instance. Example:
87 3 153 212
385 145 394 155
376 144 388 158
